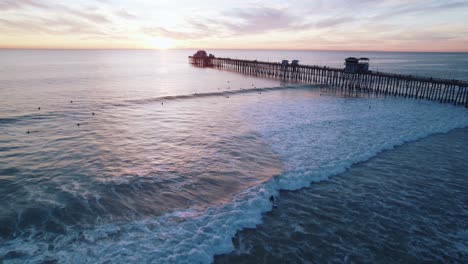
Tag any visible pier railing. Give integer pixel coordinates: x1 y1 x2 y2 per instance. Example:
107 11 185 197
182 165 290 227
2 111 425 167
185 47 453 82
189 56 468 107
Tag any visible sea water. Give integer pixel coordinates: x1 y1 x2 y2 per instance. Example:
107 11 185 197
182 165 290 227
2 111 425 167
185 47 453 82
216 127 468 263
0 50 467 263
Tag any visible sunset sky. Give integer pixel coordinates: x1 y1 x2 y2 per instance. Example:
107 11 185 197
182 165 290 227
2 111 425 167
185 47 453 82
1 0 467 51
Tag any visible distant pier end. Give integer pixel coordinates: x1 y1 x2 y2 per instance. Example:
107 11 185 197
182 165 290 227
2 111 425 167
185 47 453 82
187 51 468 107
188 50 215 67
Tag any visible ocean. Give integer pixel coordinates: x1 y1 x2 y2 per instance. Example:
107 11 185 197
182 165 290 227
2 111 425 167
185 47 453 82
0 49 467 263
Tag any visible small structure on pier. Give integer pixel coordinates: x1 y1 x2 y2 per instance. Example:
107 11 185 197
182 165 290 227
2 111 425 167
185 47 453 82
358 57 369 72
345 57 370 73
193 50 207 58
188 50 214 67
344 57 358 73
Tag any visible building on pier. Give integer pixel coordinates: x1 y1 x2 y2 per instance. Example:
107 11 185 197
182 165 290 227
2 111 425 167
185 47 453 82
358 57 369 72
188 50 213 67
193 50 207 58
345 57 370 73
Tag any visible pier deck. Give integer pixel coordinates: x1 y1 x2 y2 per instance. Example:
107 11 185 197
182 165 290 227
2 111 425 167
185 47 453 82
189 56 468 107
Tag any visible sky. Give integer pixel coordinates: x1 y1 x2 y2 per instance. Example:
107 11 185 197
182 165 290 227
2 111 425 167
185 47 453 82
0 0 467 51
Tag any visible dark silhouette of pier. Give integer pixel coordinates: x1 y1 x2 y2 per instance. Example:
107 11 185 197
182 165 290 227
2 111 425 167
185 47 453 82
189 53 468 107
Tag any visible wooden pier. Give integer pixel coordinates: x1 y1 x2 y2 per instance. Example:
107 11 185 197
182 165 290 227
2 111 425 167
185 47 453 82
189 55 468 107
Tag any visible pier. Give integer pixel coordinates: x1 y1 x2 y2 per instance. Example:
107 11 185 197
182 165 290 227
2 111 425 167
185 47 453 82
189 52 468 107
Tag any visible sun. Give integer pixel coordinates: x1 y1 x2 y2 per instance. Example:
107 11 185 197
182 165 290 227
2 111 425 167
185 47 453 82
148 37 174 49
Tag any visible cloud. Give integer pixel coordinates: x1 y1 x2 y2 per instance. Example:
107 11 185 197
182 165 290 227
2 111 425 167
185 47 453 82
371 0 468 20
143 27 206 39
115 9 137 19
180 7 313 38
57 5 110 24
142 7 306 40
316 17 355 28
143 6 356 41
0 16 106 36
0 1 110 25
185 18 212 32
221 7 298 34
0 0 47 11
385 28 468 41
142 16 225 40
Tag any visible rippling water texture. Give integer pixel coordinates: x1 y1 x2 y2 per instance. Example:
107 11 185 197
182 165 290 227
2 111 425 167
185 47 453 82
1 50 468 263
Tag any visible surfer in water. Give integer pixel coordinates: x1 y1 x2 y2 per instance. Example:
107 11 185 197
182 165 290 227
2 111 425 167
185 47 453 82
269 195 278 208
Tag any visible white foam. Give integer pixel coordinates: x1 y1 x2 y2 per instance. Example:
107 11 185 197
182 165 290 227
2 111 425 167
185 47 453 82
2 93 468 263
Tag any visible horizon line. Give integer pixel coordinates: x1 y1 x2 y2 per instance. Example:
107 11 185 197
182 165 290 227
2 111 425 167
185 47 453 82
1 47 468 53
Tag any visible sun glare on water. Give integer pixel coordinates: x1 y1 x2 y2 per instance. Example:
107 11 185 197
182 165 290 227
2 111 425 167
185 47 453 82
148 37 174 49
